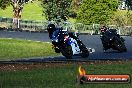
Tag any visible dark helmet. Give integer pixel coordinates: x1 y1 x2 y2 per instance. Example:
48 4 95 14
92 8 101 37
100 26 107 33
62 15 67 21
47 24 55 33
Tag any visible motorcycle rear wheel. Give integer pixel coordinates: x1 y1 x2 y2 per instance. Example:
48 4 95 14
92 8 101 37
80 47 89 58
114 40 127 52
77 40 89 58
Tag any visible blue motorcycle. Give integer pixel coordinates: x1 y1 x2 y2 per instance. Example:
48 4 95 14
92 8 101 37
48 25 89 59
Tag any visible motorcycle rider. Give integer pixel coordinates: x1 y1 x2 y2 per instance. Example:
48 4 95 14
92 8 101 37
100 25 108 35
100 26 124 52
100 25 109 52
47 23 79 42
47 22 79 53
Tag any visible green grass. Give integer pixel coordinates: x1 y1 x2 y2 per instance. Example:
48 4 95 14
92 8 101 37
0 1 78 23
68 18 76 23
0 61 132 88
0 1 45 21
116 10 132 16
0 38 58 60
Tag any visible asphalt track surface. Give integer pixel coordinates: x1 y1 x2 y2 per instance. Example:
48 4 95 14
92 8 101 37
0 31 132 62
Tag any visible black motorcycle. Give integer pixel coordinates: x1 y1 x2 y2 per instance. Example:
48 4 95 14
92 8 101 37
100 29 127 52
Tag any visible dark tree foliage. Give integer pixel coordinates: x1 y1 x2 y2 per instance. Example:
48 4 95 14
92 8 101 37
125 0 132 10
0 0 11 9
42 0 72 20
0 0 30 9
77 0 118 25
69 0 82 18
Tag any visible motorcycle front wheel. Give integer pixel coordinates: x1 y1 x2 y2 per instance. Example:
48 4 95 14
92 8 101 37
60 45 73 59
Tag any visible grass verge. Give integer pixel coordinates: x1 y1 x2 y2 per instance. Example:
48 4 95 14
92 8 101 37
0 61 131 88
0 38 59 60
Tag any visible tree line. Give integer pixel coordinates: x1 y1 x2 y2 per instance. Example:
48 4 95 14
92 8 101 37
0 0 132 25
